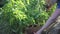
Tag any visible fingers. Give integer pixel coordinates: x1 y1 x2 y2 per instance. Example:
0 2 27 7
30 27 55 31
34 32 36 34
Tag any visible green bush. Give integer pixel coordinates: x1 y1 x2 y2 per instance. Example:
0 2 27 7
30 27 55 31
0 0 56 34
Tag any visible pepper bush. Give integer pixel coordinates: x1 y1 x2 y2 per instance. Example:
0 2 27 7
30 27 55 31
0 0 56 34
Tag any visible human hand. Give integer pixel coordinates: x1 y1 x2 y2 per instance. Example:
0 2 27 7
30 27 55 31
34 31 42 34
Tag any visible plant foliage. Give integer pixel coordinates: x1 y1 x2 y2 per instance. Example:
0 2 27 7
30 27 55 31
0 0 56 34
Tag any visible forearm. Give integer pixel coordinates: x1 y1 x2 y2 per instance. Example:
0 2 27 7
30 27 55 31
40 17 56 31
